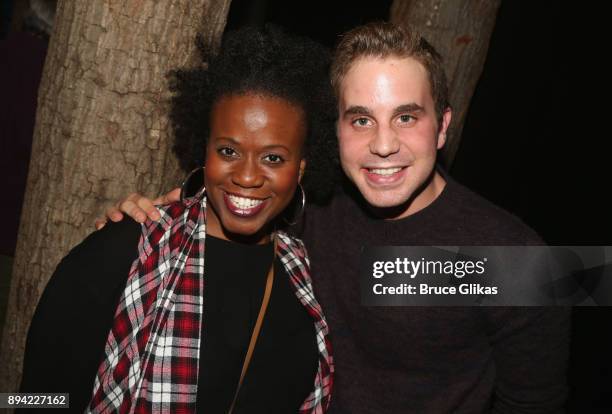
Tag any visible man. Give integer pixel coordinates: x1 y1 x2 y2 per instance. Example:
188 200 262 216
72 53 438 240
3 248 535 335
100 22 569 413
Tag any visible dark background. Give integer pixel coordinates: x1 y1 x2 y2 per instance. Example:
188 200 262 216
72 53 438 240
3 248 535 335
1 0 609 411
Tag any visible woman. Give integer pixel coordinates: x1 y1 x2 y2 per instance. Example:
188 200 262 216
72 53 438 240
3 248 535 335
20 26 336 413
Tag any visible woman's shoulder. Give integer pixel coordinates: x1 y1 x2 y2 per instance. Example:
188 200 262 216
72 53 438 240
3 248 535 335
49 218 142 300
87 217 142 248
21 219 143 404
70 218 142 268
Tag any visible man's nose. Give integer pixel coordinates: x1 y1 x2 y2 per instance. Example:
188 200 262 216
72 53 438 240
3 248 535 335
232 157 265 188
369 125 400 157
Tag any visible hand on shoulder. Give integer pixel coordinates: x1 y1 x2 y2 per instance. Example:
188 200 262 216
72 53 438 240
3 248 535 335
94 188 181 229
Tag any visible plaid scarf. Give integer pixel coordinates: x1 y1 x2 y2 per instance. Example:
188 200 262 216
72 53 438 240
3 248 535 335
88 192 333 413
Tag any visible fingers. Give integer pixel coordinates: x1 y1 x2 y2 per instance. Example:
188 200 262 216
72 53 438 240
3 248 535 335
167 187 181 203
94 204 124 230
95 218 107 230
152 187 181 205
106 204 125 222
120 193 160 222
122 187 180 222
94 188 177 231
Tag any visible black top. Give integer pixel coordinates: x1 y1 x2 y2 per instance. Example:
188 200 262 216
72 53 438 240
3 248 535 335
20 219 318 413
301 174 570 414
198 232 318 413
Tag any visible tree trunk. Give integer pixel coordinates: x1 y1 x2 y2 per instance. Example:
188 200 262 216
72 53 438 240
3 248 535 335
390 0 501 167
0 0 231 394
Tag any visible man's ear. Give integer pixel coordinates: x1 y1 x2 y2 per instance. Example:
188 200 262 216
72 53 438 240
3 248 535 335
437 108 452 150
298 159 306 182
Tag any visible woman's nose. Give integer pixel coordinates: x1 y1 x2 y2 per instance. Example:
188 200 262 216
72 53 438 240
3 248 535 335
231 157 264 188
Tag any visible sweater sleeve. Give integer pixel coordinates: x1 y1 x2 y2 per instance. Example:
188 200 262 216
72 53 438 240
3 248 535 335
19 219 141 412
481 307 571 413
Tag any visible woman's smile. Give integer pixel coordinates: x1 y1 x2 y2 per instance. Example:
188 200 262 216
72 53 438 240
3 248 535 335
204 94 306 244
223 192 269 217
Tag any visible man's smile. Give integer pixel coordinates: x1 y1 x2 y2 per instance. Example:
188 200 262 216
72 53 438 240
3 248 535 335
362 166 408 185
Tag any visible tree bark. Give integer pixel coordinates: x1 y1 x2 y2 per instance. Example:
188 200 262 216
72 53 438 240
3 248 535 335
0 0 231 394
390 0 501 167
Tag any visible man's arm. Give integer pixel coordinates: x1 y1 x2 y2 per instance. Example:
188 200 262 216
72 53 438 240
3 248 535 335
482 307 571 413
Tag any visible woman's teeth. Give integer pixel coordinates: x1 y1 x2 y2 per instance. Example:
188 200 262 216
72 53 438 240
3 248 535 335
369 167 402 176
227 194 264 209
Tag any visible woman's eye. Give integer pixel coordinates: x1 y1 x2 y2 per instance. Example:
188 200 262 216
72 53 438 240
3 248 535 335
352 117 372 127
263 154 284 164
218 147 237 157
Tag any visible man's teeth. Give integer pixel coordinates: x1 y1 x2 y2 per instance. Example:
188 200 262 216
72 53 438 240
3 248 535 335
369 167 402 176
228 194 264 209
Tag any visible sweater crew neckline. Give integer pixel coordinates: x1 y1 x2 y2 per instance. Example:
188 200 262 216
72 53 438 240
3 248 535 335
349 168 457 242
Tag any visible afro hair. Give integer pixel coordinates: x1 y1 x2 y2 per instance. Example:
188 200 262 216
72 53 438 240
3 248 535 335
169 24 339 204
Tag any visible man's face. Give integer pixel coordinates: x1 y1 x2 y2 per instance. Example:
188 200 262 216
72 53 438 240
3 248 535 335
337 56 451 219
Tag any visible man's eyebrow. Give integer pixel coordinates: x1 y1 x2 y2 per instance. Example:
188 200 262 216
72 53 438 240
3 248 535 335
343 103 426 118
393 103 425 115
343 105 372 117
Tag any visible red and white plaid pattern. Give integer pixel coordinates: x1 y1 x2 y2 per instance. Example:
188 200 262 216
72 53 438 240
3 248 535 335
276 233 334 414
88 192 333 413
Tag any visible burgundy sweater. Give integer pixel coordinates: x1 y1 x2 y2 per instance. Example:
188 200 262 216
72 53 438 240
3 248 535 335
301 176 570 413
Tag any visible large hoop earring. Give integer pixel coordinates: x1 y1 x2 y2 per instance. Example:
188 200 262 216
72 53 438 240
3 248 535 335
283 183 306 226
180 166 205 203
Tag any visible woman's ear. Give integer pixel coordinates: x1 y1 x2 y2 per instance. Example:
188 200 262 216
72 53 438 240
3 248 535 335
298 159 306 182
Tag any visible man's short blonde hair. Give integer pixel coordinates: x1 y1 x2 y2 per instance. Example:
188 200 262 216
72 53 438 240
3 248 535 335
331 22 450 124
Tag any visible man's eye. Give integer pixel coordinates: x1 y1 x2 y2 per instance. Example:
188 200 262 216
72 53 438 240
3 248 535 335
398 114 415 124
263 154 284 164
218 147 237 157
352 117 372 127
